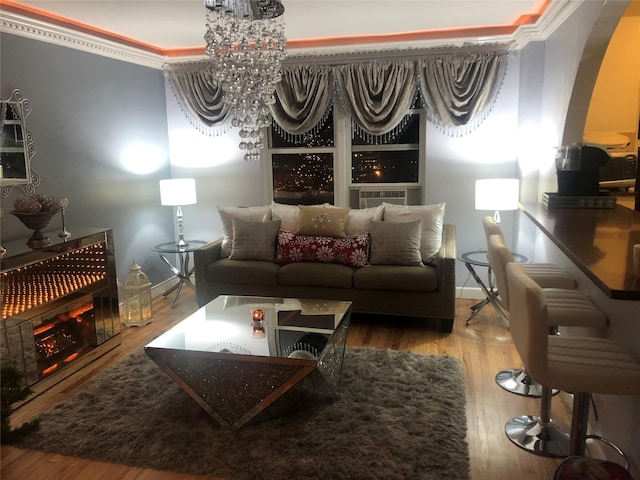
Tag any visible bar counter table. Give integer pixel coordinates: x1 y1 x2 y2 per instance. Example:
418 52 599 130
521 202 640 300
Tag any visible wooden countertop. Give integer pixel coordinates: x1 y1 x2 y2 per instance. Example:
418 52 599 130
522 202 640 300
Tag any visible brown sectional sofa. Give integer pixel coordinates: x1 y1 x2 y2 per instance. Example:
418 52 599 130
193 222 456 333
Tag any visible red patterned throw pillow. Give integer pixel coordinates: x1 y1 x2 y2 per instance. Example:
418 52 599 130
276 230 370 268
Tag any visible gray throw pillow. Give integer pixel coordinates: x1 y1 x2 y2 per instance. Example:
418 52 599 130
369 220 423 266
382 202 445 263
217 205 271 257
229 217 281 261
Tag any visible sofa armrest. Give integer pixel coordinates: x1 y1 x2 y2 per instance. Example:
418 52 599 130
194 238 223 297
438 224 457 266
435 224 456 329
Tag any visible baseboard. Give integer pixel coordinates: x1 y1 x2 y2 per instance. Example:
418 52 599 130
456 286 485 300
151 277 180 299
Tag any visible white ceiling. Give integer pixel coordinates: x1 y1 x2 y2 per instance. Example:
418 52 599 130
12 0 545 50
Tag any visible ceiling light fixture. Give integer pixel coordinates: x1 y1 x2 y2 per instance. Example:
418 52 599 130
204 0 287 161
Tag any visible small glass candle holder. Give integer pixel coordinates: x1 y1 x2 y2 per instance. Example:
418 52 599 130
251 308 264 323
252 323 266 339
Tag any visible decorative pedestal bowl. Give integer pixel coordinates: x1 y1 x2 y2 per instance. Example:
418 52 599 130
11 210 61 248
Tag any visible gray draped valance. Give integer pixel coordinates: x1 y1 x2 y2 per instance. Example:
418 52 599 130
165 50 508 139
417 52 508 133
165 63 231 135
336 61 417 143
269 64 334 143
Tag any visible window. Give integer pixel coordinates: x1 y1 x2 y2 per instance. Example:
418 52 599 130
272 153 334 205
351 113 420 184
267 104 424 207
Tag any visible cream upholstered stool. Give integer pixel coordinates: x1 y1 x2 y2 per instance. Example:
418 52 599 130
482 216 577 297
480 216 577 326
505 262 640 462
487 234 608 397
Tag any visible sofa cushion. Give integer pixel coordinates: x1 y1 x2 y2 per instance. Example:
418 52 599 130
217 205 271 257
229 218 281 261
278 262 354 289
353 265 438 292
369 220 423 266
206 258 279 286
296 205 350 238
276 230 370 268
382 202 445 263
345 205 384 236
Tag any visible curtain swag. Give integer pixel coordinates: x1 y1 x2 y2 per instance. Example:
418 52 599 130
165 64 232 136
335 60 417 144
417 52 509 135
166 51 508 139
269 64 335 143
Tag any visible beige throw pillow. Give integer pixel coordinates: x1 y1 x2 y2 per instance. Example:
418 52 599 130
345 205 384 236
382 202 445 263
217 205 271 257
369 220 423 266
270 202 300 232
296 205 350 238
229 217 281 261
271 202 330 232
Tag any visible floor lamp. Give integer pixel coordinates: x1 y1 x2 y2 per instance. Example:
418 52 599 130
160 178 197 247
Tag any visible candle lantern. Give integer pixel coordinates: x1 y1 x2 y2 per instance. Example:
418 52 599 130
122 262 153 327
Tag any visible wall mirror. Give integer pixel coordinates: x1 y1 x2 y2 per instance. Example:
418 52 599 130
1 89 39 197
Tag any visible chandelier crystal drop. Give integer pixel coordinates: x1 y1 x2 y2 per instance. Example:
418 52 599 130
204 0 287 161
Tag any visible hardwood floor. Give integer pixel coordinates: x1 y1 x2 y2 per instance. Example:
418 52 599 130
1 290 572 480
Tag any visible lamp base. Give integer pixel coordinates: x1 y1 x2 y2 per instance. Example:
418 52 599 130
177 237 189 248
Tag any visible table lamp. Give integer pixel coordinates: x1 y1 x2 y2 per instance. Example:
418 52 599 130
160 178 197 247
475 178 519 223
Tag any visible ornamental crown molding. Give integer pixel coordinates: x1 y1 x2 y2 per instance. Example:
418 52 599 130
1 0 583 69
0 10 167 69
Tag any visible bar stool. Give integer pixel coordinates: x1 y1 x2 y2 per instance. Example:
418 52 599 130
505 262 640 463
482 216 577 295
487 234 608 397
481 216 577 327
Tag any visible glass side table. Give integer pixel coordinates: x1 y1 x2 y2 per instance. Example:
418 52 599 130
151 240 207 306
458 249 528 325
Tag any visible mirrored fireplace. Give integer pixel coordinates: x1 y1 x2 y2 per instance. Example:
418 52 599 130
1 228 121 397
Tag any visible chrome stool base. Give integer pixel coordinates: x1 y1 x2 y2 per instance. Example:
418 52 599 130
496 368 550 397
505 415 570 458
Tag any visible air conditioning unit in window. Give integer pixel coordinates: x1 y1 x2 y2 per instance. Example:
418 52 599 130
358 189 408 209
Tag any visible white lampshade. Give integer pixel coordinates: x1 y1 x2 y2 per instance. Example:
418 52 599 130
160 178 197 206
475 178 519 211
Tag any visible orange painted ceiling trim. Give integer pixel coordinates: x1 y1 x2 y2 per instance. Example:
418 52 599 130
1 0 550 58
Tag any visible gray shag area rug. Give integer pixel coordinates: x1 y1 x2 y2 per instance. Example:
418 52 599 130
20 347 469 480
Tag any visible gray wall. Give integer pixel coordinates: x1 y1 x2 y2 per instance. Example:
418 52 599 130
0 34 174 285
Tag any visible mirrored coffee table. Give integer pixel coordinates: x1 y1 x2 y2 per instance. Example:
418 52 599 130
145 295 351 428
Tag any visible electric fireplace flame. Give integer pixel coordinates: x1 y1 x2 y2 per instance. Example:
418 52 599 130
34 301 94 378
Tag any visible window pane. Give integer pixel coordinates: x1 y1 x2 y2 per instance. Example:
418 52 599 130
270 111 335 148
351 113 419 146
352 150 419 184
272 153 334 205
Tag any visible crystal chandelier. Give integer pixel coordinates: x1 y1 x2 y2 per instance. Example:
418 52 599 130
204 0 287 161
